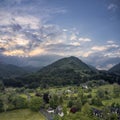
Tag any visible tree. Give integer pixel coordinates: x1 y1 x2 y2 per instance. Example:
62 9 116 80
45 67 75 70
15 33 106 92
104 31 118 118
53 115 60 120
67 100 74 108
111 103 120 108
81 95 88 105
63 106 67 115
102 104 119 120
43 93 49 103
2 94 9 112
82 103 91 116
29 97 43 111
113 84 120 98
96 89 105 99
0 81 4 92
91 97 103 106
75 98 82 111
11 96 27 109
110 114 118 120
49 94 60 108
0 99 3 112
59 96 63 104
77 91 87 105
49 99 56 108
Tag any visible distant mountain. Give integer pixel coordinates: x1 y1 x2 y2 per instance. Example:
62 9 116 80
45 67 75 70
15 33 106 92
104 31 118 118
109 63 120 74
0 63 27 78
81 56 120 70
22 66 43 73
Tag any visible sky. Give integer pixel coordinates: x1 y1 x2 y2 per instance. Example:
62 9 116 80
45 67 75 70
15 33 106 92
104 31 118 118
0 0 120 70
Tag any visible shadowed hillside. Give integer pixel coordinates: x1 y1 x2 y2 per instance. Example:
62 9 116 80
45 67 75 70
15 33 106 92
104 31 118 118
109 63 120 74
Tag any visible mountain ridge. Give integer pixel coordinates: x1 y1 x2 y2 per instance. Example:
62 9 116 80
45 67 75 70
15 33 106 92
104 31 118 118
1 56 120 88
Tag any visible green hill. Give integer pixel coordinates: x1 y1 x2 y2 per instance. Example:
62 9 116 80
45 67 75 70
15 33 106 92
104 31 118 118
25 56 98 86
39 56 93 73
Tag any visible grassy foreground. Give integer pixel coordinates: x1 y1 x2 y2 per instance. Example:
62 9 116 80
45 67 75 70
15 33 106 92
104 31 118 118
0 109 45 120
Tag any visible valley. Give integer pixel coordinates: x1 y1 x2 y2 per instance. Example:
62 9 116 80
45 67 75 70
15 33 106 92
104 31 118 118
0 56 120 120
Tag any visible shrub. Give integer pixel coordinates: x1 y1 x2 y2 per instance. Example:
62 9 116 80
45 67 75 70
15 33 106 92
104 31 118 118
29 97 43 111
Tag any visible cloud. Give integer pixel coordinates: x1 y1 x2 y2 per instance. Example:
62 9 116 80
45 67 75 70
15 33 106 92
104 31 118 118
0 0 94 58
82 51 93 57
0 14 119 60
107 40 114 44
0 0 68 57
82 52 120 70
91 43 119 52
15 38 29 46
62 29 68 32
3 49 25 56
70 33 77 41
14 16 40 29
69 42 80 46
96 64 115 70
107 3 117 11
104 48 120 58
0 47 6 52
91 46 107 51
79 37 91 42
80 42 120 70
107 44 119 48
0 12 94 57
29 47 45 56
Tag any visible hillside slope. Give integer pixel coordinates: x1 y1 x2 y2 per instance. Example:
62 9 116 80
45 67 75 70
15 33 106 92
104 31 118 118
0 63 27 77
109 63 120 74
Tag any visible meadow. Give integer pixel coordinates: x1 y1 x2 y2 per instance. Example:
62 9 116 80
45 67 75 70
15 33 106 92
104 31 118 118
0 109 45 120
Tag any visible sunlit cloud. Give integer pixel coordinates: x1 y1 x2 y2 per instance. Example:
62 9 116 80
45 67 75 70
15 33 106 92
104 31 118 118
29 48 45 56
69 42 80 46
3 50 25 57
79 37 91 42
82 51 93 57
91 46 107 51
15 38 29 46
70 33 77 41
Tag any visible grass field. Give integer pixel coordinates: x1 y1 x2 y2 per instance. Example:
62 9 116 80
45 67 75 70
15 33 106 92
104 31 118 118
103 98 120 106
0 109 45 120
